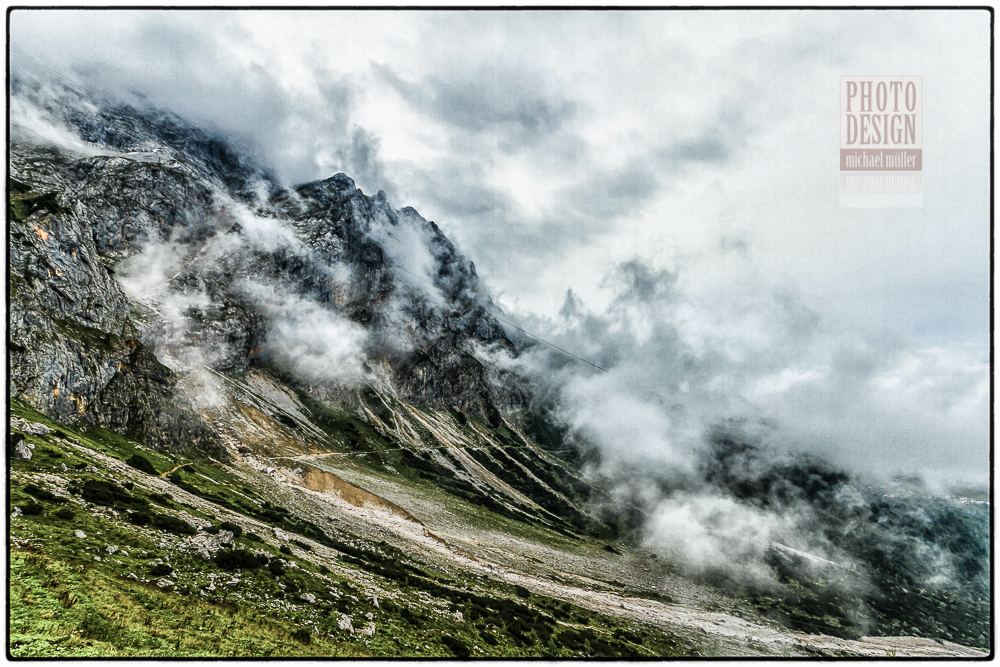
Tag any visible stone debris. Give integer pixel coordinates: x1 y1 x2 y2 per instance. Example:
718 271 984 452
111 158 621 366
10 507 22 520
452 611 464 622
157 579 175 589
106 545 118 555
338 614 354 632
186 530 234 559
126 573 138 581
300 593 317 603
365 611 375 621
358 623 376 637
11 418 52 436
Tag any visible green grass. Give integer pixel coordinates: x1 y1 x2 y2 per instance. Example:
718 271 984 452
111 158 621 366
8 394 714 658
9 550 368 658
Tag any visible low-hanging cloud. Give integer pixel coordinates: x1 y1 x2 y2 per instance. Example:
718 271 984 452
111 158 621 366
242 282 369 386
504 244 987 593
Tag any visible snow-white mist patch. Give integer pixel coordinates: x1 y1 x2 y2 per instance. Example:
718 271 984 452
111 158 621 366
644 493 787 585
244 283 368 386
372 208 448 305
10 88 111 157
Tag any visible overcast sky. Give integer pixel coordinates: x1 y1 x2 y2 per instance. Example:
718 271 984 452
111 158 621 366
9 9 991 486
10 9 990 348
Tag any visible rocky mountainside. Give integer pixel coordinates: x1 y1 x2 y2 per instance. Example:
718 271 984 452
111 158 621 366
7 76 989 658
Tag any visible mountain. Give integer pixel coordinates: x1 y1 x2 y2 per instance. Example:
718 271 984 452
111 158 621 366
7 76 989 658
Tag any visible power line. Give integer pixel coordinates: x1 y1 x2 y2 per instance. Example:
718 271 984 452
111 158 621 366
491 314 609 373
10 45 114 108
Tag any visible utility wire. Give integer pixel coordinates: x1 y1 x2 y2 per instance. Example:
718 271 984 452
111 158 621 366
10 45 114 108
491 314 609 373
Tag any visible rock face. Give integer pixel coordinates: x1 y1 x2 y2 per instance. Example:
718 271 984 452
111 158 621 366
9 73 533 456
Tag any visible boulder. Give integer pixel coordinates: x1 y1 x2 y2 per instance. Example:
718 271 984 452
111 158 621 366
300 593 317 604
156 579 175 589
74 530 87 539
126 573 138 581
11 434 34 461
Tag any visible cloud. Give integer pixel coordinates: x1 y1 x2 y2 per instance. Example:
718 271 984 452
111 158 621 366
10 11 389 191
375 63 577 152
243 283 369 386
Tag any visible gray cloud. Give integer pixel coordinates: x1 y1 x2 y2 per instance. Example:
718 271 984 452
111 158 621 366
376 63 576 152
10 11 390 192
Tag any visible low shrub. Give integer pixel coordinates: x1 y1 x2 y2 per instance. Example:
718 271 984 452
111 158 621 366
128 512 152 526
20 503 43 516
54 507 74 520
442 636 470 658
291 539 311 552
291 628 311 645
215 548 266 571
150 513 197 535
149 563 173 577
125 454 158 475
80 479 146 508
23 484 59 502
268 560 286 577
148 492 173 506
279 544 293 555
219 521 243 538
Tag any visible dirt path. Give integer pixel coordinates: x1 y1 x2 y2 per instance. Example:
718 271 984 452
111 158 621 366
159 461 196 477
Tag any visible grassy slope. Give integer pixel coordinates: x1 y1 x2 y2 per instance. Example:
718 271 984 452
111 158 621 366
7 397 698 658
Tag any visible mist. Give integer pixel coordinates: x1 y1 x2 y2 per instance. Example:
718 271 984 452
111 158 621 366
502 247 988 601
